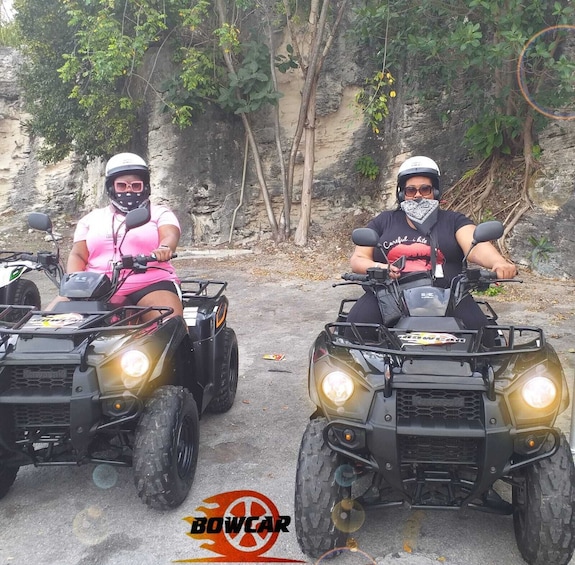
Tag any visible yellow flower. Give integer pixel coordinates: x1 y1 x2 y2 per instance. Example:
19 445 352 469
390 91 396 98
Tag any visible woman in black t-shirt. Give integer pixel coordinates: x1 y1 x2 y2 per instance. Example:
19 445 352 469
347 156 517 331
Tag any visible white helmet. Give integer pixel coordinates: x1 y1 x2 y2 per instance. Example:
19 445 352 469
397 156 441 201
104 152 151 214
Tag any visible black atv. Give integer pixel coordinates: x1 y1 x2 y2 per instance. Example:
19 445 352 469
294 221 575 565
0 208 239 509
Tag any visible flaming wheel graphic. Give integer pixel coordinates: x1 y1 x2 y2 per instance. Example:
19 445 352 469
223 492 279 556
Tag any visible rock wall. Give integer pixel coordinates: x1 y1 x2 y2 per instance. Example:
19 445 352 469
1 43 574 277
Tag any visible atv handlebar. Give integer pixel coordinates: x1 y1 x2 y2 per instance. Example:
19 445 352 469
341 272 370 282
338 267 520 291
119 253 178 269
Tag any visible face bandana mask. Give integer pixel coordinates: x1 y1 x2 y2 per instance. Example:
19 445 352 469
400 198 439 236
113 191 148 214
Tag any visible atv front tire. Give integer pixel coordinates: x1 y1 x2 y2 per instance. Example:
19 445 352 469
133 386 199 509
294 417 351 558
512 432 575 565
207 327 239 413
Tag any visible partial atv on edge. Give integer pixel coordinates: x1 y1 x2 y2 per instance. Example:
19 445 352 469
0 208 239 509
294 221 575 565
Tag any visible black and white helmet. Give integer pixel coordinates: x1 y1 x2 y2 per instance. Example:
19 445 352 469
105 152 151 214
396 156 441 201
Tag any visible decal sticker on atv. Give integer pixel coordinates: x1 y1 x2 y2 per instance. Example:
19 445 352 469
0 267 25 286
24 312 85 328
398 332 467 345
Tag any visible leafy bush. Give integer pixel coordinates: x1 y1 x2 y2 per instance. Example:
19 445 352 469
354 156 379 180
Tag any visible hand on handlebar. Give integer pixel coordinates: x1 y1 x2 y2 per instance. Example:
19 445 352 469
388 265 401 280
151 246 175 262
491 260 517 279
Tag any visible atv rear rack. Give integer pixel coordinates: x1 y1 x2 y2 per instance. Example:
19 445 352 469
180 279 228 301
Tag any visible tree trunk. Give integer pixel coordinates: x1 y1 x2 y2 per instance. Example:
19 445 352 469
283 0 348 245
294 83 317 246
215 0 279 239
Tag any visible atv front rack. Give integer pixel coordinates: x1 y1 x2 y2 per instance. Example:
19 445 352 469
0 304 173 336
326 322 545 359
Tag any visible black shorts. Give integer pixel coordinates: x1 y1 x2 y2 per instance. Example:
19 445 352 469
125 280 181 305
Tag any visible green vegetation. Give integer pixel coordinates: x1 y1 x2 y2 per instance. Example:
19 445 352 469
355 70 396 134
351 0 574 243
0 17 18 46
474 285 505 297
12 0 291 163
9 0 575 244
352 1 574 160
528 235 555 267
354 155 379 180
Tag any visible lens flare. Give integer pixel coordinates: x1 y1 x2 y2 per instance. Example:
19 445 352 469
72 506 108 546
331 498 366 534
335 464 357 487
92 464 118 489
517 25 575 120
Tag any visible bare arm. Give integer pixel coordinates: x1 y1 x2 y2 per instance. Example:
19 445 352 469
67 241 89 273
350 245 401 277
455 224 517 279
152 224 180 262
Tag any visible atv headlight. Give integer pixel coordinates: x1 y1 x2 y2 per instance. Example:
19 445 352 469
322 371 354 405
521 376 557 409
120 350 150 388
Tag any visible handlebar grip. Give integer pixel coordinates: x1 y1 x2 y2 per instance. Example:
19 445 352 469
342 272 369 282
19 253 37 261
480 269 498 280
149 252 178 261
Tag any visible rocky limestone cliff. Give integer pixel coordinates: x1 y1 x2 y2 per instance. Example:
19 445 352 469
1 45 574 277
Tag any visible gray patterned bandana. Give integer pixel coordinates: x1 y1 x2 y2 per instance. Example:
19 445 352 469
400 198 439 235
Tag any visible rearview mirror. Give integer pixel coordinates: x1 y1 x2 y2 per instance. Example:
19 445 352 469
473 220 504 244
124 206 151 231
28 212 53 233
352 227 379 247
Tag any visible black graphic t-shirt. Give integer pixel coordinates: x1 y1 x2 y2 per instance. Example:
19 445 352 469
367 209 474 284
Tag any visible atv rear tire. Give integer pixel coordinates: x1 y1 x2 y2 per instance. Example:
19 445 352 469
206 327 238 413
133 386 199 509
0 461 18 499
6 279 41 322
512 432 575 565
294 417 351 558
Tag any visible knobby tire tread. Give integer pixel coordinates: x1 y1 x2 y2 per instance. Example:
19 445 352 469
206 327 238 414
513 432 575 565
294 417 349 558
133 385 199 510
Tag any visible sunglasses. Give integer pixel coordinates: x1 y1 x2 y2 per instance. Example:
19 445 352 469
404 184 433 198
114 180 144 193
